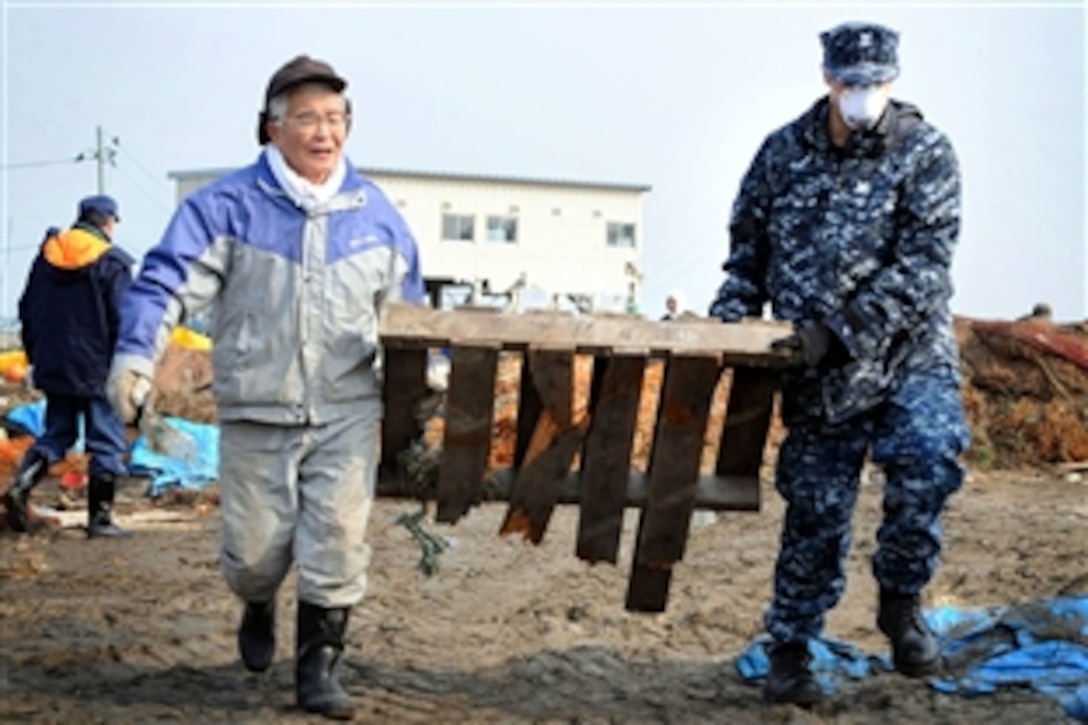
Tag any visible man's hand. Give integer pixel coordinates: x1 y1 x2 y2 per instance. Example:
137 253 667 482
771 324 849 368
107 363 153 424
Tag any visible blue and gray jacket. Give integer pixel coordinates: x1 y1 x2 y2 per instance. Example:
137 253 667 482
114 151 424 425
710 97 962 425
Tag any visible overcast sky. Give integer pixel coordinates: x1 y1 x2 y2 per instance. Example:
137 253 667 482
1 1 1085 322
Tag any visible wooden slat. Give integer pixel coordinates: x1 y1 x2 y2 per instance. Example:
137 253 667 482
500 349 587 544
715 366 779 512
435 344 500 523
626 354 722 613
380 302 794 366
376 469 761 511
513 352 543 469
379 348 429 477
576 354 646 564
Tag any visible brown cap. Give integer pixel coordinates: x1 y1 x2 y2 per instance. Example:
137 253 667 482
257 55 348 145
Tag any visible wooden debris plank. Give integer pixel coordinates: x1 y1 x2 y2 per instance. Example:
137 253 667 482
626 354 723 613
714 366 779 512
513 352 543 470
576 354 647 564
435 344 500 524
376 468 761 510
500 349 587 544
380 348 429 476
379 302 793 366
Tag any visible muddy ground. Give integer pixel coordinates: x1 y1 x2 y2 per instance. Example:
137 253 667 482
1 466 1084 724
2 315 1086 723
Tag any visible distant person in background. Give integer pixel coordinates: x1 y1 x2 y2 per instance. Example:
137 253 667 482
107 55 424 719
661 289 689 320
709 22 968 705
3 195 133 538
1017 302 1053 324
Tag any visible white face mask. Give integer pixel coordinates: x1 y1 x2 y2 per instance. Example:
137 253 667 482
838 86 890 130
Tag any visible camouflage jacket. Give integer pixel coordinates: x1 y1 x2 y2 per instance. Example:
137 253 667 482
709 97 962 425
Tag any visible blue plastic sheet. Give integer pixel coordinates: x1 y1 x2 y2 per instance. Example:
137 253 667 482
737 636 891 694
128 417 219 496
5 401 217 494
737 596 1088 719
5 399 46 436
5 399 85 450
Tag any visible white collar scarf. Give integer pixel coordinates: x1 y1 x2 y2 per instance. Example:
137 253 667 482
264 144 347 211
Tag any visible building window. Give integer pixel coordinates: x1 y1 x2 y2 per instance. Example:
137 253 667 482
442 213 475 242
487 215 518 244
607 222 636 248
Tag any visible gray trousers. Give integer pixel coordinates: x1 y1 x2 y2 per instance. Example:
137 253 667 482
218 401 381 608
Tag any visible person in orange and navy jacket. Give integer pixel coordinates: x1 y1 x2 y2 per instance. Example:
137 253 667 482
3 195 135 537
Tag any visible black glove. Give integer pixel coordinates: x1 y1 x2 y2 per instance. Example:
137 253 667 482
771 324 849 368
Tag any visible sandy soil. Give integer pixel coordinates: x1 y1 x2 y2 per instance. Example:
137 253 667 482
1 467 1084 724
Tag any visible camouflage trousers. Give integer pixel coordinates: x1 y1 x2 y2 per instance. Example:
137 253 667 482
764 366 969 644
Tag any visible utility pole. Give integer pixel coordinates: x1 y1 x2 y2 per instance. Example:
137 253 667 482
96 125 106 194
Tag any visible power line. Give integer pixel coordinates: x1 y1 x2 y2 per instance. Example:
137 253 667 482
113 139 173 195
111 163 174 214
1 156 83 171
5 242 44 253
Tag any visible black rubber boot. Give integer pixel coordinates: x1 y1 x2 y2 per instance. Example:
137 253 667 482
878 590 940 676
296 602 355 720
86 473 132 538
2 452 48 533
238 598 276 672
763 641 824 705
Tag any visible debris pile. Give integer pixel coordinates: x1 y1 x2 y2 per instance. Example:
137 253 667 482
956 316 1088 469
2 311 1086 495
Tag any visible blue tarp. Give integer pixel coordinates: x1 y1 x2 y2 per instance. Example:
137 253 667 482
5 399 86 450
7 399 44 437
737 595 1088 719
129 417 219 496
5 400 219 496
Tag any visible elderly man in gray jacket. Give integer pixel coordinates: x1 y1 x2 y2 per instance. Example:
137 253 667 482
109 55 424 720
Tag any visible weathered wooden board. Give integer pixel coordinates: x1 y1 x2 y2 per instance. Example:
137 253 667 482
377 304 791 613
626 355 723 613
380 348 429 477
715 366 779 512
575 354 647 564
513 354 543 470
435 344 500 524
376 469 761 511
380 303 793 365
501 349 588 544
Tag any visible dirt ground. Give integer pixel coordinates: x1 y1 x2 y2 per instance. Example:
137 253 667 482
1 466 1084 724
2 317 1086 723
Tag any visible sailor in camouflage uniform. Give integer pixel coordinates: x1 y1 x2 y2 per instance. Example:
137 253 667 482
708 22 969 704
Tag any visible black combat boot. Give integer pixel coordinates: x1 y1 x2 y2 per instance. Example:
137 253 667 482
878 590 940 676
763 641 824 705
238 598 276 672
296 602 355 720
86 473 133 538
2 451 48 533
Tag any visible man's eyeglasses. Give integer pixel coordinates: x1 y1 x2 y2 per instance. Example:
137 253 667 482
284 112 350 130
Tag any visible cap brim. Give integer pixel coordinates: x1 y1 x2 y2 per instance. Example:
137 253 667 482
828 63 899 86
273 73 346 99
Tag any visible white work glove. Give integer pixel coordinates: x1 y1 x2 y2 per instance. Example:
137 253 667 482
107 360 154 424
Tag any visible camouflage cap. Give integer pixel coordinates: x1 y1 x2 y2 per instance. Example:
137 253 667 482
821 22 900 86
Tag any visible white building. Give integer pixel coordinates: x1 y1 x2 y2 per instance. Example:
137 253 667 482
169 167 650 313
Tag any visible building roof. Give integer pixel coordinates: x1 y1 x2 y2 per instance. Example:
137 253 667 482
168 165 652 193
